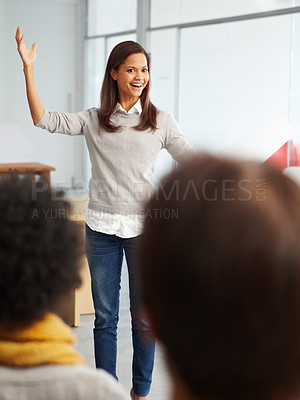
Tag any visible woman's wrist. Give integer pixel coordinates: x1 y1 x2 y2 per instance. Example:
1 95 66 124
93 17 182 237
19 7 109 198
23 63 34 73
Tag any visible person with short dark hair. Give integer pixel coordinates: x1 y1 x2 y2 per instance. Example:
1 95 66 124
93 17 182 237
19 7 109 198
139 154 300 400
0 177 128 400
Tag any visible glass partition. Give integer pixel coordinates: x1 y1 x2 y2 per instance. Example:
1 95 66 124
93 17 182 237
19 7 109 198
84 2 300 173
84 38 105 109
150 0 300 28
149 29 177 116
87 0 137 36
178 15 291 156
290 14 300 141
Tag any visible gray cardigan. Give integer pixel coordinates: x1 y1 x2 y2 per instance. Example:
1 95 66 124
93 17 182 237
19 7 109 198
36 107 193 215
0 364 129 400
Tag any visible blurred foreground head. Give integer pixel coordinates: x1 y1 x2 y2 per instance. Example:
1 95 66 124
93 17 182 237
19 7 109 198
140 154 300 400
0 177 83 328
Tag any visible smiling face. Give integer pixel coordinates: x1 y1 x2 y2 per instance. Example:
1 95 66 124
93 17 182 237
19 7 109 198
110 52 149 109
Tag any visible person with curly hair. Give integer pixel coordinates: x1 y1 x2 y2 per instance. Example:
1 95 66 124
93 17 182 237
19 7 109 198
0 177 128 400
139 154 300 400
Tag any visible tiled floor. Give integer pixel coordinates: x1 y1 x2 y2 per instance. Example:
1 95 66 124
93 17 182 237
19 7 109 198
73 267 171 400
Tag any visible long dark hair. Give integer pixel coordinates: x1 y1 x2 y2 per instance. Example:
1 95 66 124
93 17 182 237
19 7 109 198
98 41 157 133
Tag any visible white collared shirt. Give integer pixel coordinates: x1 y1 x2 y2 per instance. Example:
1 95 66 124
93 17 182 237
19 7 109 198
86 100 145 238
113 99 142 115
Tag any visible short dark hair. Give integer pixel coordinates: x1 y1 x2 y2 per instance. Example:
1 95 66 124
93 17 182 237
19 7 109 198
140 154 300 400
0 176 83 327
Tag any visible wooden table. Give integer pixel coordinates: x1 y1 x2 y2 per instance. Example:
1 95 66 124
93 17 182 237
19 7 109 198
0 162 56 184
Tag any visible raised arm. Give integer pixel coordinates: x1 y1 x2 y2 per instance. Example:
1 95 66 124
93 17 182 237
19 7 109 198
15 26 45 125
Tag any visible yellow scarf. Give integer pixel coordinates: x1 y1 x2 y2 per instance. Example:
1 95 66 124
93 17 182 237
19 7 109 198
0 313 85 367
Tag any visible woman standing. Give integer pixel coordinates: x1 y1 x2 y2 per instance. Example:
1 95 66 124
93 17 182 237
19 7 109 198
15 26 193 400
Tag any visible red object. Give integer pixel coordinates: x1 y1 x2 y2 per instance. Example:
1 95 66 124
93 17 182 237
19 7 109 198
265 141 300 171
265 142 288 171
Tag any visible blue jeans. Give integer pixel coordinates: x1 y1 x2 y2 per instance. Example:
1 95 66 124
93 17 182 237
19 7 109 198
85 224 155 397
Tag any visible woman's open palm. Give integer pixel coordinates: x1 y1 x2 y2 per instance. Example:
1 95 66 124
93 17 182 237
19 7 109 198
15 26 37 66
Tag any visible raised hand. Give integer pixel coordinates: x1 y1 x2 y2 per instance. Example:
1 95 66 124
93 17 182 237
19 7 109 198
15 26 37 67
15 26 44 124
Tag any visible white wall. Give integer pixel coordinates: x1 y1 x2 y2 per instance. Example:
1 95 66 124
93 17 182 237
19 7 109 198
0 0 85 189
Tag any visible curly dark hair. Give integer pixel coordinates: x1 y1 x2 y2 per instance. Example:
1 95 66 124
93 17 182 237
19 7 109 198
140 154 300 400
0 176 83 327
